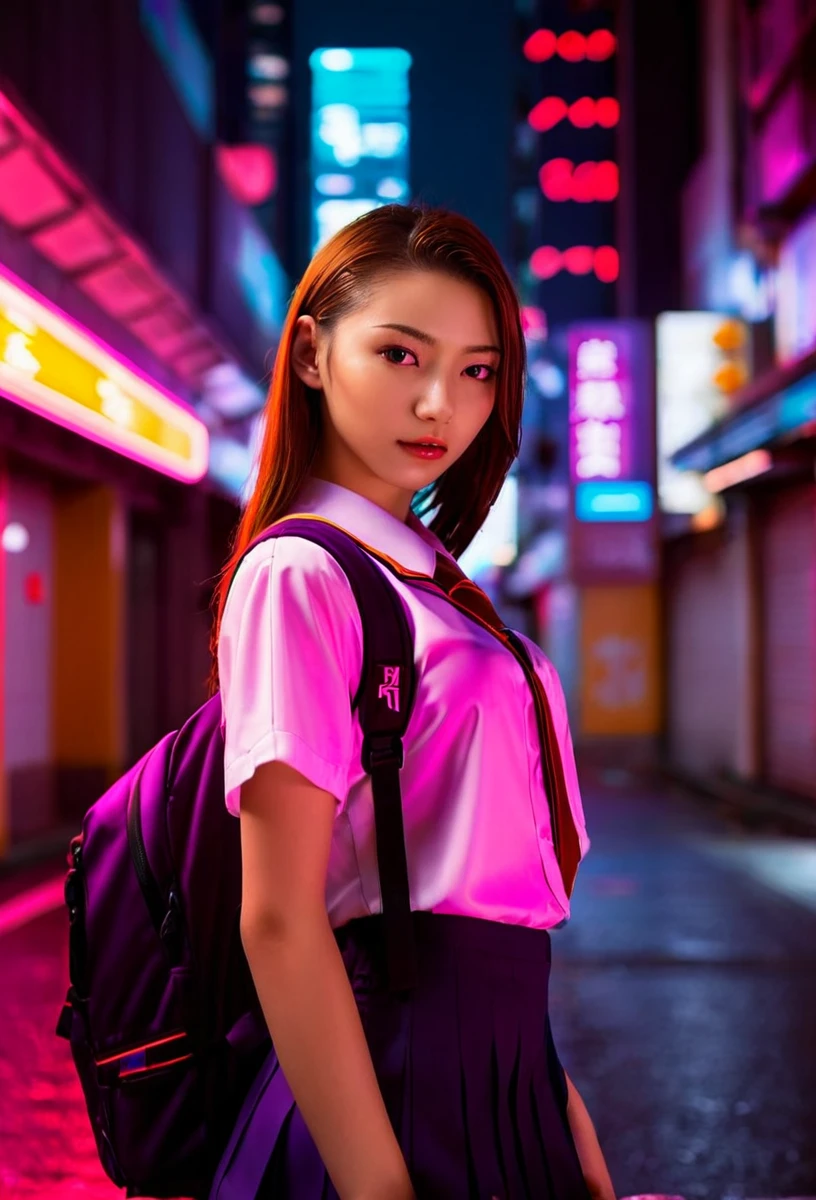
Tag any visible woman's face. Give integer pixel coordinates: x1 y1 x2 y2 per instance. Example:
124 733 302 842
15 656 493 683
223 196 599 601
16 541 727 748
292 269 500 520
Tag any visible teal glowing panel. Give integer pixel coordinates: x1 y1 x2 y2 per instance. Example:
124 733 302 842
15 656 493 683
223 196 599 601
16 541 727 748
309 48 412 252
575 481 654 522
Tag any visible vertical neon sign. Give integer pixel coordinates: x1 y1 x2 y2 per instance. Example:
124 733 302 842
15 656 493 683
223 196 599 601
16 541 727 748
310 48 412 253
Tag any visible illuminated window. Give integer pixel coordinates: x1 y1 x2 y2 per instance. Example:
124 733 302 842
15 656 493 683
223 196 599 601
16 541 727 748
310 48 412 252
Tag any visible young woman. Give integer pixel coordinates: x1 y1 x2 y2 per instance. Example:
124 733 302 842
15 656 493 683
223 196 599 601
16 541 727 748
211 204 615 1200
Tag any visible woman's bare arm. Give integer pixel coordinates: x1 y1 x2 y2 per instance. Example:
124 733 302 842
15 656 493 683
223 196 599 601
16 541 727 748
564 1072 616 1199
239 760 415 1200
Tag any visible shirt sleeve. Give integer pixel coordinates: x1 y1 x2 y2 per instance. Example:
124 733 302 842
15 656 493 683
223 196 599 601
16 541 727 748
218 537 364 817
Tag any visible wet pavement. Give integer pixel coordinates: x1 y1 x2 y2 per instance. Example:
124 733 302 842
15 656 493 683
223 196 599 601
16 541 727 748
0 769 814 1199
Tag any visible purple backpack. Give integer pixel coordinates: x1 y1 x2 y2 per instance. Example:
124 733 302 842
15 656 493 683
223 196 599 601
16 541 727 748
56 518 418 1199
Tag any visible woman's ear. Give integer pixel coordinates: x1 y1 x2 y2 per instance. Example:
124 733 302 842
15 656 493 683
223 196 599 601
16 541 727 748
291 316 322 389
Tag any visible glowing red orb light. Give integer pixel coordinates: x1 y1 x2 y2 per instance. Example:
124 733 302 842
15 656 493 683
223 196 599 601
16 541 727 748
568 97 597 128
571 162 597 203
593 161 619 201
523 29 558 62
528 96 568 132
595 97 620 127
530 246 563 280
594 246 620 282
24 571 46 605
563 246 595 275
557 31 586 61
586 30 617 61
539 158 574 202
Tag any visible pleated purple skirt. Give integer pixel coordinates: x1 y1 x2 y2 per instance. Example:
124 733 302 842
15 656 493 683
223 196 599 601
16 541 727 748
211 912 592 1200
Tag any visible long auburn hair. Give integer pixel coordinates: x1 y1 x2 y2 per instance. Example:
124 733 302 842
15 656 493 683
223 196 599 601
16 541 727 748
209 203 525 688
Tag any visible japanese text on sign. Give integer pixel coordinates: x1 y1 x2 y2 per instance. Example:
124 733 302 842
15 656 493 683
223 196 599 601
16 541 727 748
571 336 630 481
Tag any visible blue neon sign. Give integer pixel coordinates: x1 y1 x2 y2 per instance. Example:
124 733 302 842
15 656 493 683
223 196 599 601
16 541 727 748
575 481 654 522
309 48 412 252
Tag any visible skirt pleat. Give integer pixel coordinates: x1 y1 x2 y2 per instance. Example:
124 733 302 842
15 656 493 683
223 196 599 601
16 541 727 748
233 912 592 1200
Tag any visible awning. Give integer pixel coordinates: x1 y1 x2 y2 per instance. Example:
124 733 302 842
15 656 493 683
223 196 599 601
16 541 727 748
671 348 816 473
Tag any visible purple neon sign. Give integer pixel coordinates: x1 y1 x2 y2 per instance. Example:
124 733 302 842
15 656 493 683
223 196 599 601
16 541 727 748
569 328 634 483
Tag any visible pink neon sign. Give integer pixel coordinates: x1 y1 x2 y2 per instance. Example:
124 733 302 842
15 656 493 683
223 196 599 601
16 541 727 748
569 332 632 483
0 264 209 483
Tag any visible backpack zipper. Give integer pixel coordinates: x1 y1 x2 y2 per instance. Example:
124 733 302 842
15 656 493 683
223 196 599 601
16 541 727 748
126 762 182 960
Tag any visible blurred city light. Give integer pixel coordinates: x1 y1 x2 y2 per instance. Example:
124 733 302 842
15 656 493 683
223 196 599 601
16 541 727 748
704 449 772 493
523 29 616 64
539 159 619 202
528 95 619 132
656 312 750 514
586 30 617 61
216 144 277 205
0 264 209 483
575 481 654 522
557 31 586 61
522 29 557 62
1 521 29 553
530 245 619 282
310 48 411 251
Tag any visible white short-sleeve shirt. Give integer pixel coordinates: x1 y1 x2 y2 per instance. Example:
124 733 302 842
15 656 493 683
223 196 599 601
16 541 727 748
218 478 589 930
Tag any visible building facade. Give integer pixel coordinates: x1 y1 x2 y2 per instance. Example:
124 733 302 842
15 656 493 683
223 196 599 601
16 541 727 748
0 0 288 857
664 0 816 803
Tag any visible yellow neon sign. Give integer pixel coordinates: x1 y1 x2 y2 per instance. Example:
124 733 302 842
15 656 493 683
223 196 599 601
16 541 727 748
0 266 209 482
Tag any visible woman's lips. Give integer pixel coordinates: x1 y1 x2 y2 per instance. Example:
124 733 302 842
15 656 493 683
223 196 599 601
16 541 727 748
398 441 448 460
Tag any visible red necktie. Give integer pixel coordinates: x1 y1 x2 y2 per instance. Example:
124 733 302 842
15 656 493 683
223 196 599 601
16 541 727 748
432 551 582 898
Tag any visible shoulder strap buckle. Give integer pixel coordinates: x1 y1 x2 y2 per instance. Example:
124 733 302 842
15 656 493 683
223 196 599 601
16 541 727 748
362 732 404 773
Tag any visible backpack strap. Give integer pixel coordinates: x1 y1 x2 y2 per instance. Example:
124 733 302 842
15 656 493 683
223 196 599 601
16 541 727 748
233 516 417 993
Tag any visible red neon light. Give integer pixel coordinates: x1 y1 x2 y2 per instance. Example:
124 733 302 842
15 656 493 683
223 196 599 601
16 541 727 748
593 161 619 201
572 162 597 203
587 30 617 61
523 29 557 62
538 160 619 202
530 246 619 283
539 159 574 202
24 572 46 605
557 31 586 61
528 96 619 132
596 97 620 127
523 29 615 63
530 246 563 281
528 96 568 132
568 97 597 129
563 246 594 275
594 246 620 282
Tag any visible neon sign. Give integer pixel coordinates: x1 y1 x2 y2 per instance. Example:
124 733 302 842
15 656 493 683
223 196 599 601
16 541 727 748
530 245 619 282
524 29 617 63
310 48 412 252
0 266 209 483
528 96 619 132
570 335 630 482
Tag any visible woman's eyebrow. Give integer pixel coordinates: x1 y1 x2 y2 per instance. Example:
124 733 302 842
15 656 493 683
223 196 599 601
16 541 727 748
374 322 501 355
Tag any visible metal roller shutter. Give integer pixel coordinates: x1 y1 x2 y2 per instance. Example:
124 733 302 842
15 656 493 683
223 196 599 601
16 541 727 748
761 484 816 799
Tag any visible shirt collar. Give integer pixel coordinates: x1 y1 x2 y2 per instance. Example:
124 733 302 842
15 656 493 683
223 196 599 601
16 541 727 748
289 477 447 575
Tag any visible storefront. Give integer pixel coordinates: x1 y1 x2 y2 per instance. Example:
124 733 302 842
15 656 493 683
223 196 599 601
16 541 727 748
668 355 816 803
0 262 226 857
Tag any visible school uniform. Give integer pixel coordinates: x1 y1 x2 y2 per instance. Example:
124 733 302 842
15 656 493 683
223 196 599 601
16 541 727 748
216 477 593 1200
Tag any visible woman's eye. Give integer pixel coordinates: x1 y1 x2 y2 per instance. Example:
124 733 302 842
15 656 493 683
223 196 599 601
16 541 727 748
380 346 418 366
465 364 496 381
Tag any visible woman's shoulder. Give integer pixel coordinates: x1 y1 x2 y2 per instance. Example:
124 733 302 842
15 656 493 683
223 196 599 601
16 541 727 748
223 530 361 633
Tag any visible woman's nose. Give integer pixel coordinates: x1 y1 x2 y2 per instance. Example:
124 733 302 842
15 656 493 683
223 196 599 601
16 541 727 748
415 376 454 422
